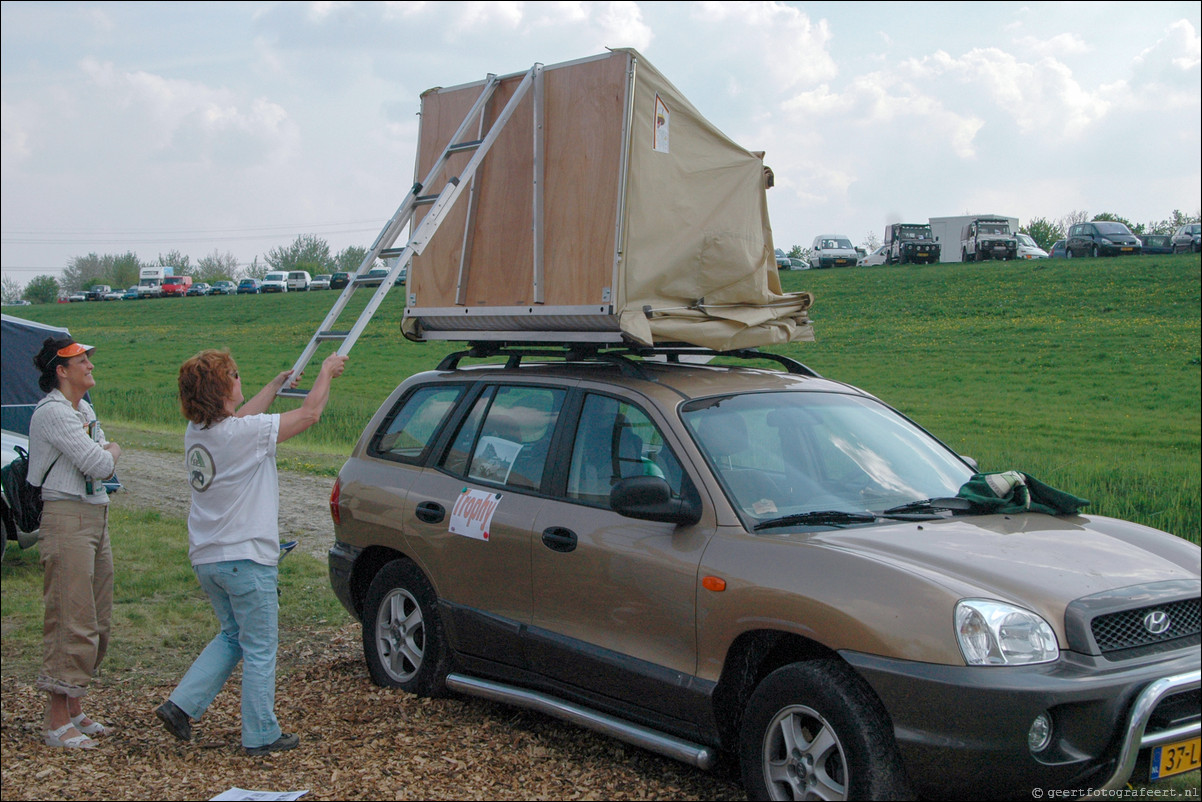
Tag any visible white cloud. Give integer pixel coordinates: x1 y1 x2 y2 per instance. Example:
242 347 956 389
1132 19 1201 88
691 1 836 89
1014 32 1091 58
77 58 299 169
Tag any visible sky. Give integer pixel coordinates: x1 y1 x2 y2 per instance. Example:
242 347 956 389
2 1 1200 286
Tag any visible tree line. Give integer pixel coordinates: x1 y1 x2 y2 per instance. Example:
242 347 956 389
2 235 381 305
4 208 1199 305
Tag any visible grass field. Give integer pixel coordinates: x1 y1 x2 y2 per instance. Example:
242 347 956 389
10 253 1199 541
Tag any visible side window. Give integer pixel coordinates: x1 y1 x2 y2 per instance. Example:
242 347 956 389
566 394 686 507
439 385 566 491
370 385 465 462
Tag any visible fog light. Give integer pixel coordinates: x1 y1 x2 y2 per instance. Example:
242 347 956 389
1028 712 1053 753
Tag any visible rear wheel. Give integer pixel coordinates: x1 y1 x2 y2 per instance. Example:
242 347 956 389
740 659 913 801
362 558 451 696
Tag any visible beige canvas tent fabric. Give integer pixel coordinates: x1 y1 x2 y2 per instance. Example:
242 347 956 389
402 48 813 350
612 49 812 349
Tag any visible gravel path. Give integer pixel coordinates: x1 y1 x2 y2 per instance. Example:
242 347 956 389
109 446 338 560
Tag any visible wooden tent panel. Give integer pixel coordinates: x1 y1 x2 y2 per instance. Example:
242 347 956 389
409 53 627 310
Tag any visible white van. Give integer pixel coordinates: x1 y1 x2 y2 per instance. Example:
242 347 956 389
287 271 312 291
262 271 289 293
809 235 858 269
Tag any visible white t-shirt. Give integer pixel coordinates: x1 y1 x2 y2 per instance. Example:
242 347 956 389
185 413 281 567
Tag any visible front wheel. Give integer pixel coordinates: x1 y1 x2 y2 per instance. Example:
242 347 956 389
739 659 913 801
1091 245 1099 258
362 558 451 696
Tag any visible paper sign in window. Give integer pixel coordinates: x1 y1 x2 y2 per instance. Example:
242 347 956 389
449 488 502 541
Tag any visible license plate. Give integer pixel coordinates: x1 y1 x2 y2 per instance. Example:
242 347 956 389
1150 736 1200 780
835 259 850 266
1121 247 1133 252
917 251 928 257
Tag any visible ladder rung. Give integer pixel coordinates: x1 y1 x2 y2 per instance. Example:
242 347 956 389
415 195 440 205
276 388 310 398
379 248 406 258
447 139 483 153
316 330 350 341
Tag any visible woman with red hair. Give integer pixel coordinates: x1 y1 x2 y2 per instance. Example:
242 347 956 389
155 349 347 756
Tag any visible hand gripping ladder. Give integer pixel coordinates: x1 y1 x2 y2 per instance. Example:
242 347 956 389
277 64 543 397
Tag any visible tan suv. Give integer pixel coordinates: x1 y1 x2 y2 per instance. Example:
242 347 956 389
328 345 1200 800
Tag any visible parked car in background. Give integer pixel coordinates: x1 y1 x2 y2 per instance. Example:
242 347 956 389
312 274 332 290
884 223 941 265
1066 222 1142 258
774 249 790 270
808 235 858 269
237 278 262 295
1049 239 1067 258
123 286 140 300
356 267 391 287
1015 233 1049 260
102 288 127 301
961 218 1017 262
858 245 889 267
261 271 289 293
86 285 112 301
210 280 237 295
330 272 351 290
787 257 807 270
162 275 193 297
1139 234 1174 255
68 292 87 302
186 283 212 297
287 271 312 291
1171 223 1200 254
328 344 1200 801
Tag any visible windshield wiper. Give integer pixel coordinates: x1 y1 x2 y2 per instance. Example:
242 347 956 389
754 510 877 531
881 497 973 516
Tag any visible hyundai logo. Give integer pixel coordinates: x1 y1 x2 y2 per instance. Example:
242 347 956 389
1143 610 1171 636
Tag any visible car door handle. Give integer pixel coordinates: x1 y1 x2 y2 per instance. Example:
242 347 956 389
415 501 445 524
541 527 577 553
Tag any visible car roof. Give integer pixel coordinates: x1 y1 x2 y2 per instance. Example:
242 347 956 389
405 350 866 406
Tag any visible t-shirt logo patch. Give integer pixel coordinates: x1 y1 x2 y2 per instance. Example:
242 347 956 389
187 445 216 492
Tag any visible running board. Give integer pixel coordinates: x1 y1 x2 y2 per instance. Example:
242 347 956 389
444 673 716 770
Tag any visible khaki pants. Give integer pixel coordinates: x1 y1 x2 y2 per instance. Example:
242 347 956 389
37 500 113 697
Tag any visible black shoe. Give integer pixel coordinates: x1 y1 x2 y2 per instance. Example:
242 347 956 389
245 732 300 756
155 700 192 742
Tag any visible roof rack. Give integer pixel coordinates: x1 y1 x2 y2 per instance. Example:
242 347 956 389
435 342 821 379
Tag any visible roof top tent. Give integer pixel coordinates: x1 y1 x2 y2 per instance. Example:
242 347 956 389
1 314 73 435
401 49 813 351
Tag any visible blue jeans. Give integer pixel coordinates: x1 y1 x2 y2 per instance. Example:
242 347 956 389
169 560 281 748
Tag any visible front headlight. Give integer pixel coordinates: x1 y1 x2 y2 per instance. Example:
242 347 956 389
955 599 1059 665
1099 238 1114 245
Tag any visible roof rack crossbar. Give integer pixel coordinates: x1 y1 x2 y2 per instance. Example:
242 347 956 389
432 342 819 379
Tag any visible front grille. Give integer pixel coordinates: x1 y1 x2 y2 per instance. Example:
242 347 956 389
1091 598 1200 653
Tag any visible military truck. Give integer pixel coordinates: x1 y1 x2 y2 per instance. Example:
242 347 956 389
961 217 1018 262
884 223 941 265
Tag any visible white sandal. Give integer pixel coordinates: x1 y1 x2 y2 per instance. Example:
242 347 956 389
44 723 97 749
70 713 109 736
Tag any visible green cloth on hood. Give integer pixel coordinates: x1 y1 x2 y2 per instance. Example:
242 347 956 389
956 471 1090 516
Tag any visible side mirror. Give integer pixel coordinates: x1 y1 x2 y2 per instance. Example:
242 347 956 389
610 476 702 526
960 455 979 471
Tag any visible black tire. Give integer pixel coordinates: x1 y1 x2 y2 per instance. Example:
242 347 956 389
1067 246 1074 259
739 659 913 801
362 558 451 696
1091 245 1099 258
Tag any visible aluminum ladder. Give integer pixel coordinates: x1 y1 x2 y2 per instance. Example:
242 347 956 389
277 64 543 397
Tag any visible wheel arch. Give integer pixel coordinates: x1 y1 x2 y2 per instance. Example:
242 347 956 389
710 629 843 751
348 545 413 619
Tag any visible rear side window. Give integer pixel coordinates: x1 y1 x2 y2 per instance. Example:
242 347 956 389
370 385 465 463
439 385 566 491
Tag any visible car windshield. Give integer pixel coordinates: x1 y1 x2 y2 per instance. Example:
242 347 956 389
1017 234 1035 247
899 227 929 240
1094 223 1130 236
681 392 973 528
979 223 1009 234
266 272 286 281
